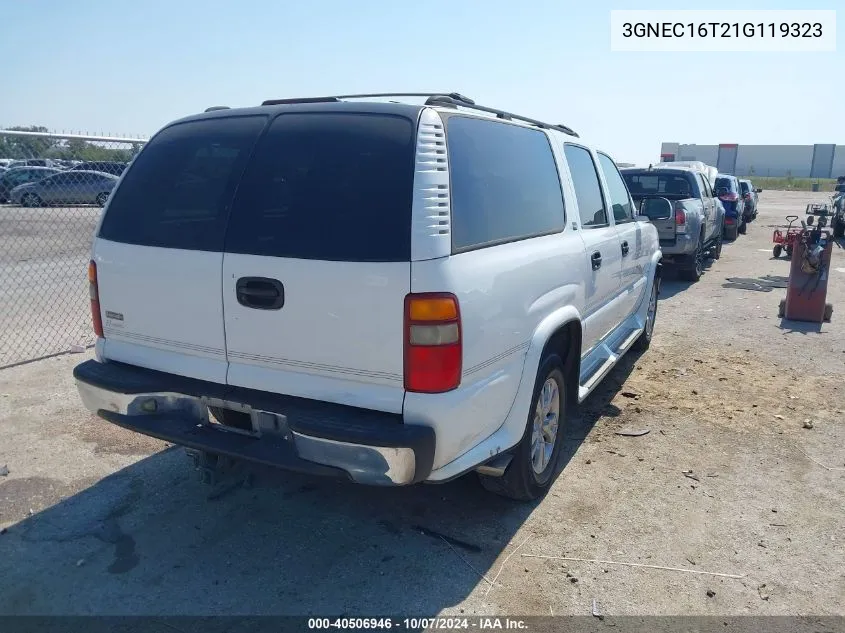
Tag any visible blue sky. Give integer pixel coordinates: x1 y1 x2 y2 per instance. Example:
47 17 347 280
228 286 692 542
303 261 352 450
0 0 841 165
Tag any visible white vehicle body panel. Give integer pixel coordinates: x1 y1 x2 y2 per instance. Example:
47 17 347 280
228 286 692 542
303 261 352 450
95 240 229 384
223 256 409 414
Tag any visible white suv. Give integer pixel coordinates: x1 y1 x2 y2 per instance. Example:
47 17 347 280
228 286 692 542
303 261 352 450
73 93 662 500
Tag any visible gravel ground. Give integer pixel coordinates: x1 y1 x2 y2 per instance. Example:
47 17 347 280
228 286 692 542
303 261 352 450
0 190 843 617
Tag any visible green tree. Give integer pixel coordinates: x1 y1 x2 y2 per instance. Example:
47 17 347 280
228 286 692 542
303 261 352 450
1 125 141 161
0 125 57 159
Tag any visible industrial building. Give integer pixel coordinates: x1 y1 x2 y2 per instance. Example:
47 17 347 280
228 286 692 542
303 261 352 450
659 143 845 179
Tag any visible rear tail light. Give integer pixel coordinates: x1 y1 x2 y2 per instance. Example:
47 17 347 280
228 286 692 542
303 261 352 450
404 293 461 393
725 217 735 225
720 192 739 202
88 260 104 338
674 204 687 233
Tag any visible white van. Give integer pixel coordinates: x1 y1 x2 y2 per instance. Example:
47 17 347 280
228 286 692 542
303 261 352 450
73 93 662 500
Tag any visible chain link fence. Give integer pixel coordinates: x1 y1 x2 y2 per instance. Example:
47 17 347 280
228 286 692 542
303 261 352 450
0 129 147 368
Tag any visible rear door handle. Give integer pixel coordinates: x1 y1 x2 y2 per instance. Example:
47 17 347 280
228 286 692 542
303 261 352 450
621 241 629 256
236 277 285 310
591 251 602 270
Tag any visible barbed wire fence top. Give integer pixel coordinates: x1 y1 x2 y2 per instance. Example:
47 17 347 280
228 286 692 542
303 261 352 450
0 128 148 369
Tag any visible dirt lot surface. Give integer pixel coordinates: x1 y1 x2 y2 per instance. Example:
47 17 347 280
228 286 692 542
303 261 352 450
0 191 843 617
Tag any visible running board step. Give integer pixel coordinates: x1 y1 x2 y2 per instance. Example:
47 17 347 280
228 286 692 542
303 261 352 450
615 327 643 354
579 354 617 402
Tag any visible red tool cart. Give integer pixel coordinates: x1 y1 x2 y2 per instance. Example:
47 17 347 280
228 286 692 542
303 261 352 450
778 219 834 323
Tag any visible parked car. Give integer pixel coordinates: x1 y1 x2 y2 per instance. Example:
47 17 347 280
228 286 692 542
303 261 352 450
621 165 724 281
4 158 62 169
68 161 128 177
714 174 747 239
10 170 118 207
739 179 760 221
0 166 61 202
71 94 663 501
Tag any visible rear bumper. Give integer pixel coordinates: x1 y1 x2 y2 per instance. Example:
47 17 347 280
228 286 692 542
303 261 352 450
658 233 695 257
73 359 435 486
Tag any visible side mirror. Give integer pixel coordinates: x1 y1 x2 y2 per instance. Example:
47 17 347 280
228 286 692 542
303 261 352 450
755 188 762 193
640 197 673 221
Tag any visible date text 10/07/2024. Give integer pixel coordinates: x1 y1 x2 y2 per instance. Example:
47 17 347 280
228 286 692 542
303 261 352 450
621 22 823 39
308 618 529 630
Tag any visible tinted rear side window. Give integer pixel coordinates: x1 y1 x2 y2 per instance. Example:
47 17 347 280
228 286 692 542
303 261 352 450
446 116 565 251
715 177 738 192
623 172 696 197
565 145 608 228
225 113 415 262
99 116 267 251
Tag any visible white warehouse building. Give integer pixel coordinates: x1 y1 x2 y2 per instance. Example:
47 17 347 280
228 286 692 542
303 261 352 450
659 143 845 179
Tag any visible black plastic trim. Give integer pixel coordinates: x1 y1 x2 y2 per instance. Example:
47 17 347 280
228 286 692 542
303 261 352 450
98 409 347 479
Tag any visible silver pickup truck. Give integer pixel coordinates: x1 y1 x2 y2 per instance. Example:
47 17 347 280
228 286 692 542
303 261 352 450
621 166 725 282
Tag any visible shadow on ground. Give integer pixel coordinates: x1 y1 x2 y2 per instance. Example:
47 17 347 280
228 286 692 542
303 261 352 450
0 354 641 616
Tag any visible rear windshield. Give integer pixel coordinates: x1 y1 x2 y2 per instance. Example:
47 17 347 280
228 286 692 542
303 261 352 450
739 181 751 193
99 116 268 251
100 112 415 261
715 177 738 192
225 112 415 262
622 172 698 197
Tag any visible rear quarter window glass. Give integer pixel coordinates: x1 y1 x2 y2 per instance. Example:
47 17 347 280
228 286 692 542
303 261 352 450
715 177 737 192
446 116 565 251
98 115 267 251
564 145 608 227
225 113 415 262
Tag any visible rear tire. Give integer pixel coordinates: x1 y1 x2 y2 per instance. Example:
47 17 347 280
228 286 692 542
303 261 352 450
834 217 845 239
710 227 723 260
478 355 567 501
785 245 793 259
680 236 704 282
22 193 42 208
773 244 783 258
633 275 659 352
724 225 738 241
738 220 748 235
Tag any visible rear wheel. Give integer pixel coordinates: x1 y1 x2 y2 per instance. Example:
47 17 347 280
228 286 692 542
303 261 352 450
724 224 738 241
680 236 704 282
833 216 845 238
22 193 42 208
785 244 793 259
738 219 747 235
710 226 723 260
478 354 566 501
773 244 783 258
